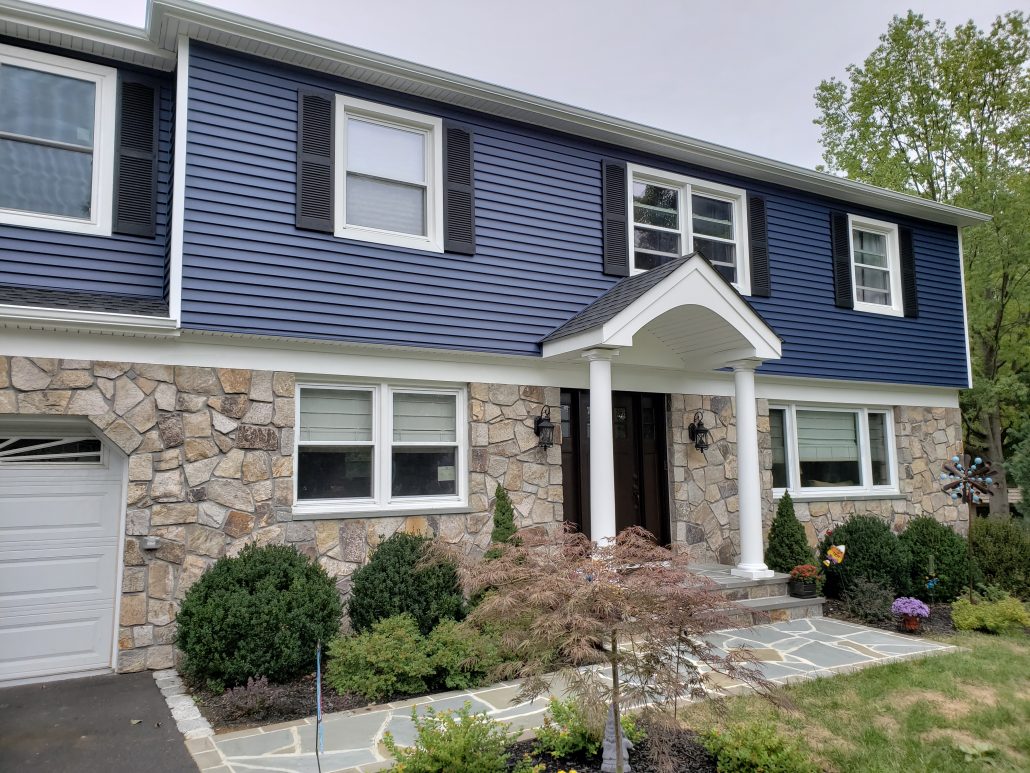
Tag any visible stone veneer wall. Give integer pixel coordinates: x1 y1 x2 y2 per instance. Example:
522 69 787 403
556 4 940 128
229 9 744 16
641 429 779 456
667 395 965 564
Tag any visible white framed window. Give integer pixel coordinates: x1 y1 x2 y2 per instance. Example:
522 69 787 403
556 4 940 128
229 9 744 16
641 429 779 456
627 163 749 294
849 214 903 316
334 96 444 252
295 382 466 515
0 44 117 236
769 404 897 496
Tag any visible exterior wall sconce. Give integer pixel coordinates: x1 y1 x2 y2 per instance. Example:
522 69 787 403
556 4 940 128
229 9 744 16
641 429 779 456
688 410 712 457
534 406 555 448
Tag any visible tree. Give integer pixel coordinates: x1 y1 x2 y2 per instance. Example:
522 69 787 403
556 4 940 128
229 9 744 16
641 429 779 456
814 11 1030 513
464 526 769 773
485 484 517 559
764 493 815 573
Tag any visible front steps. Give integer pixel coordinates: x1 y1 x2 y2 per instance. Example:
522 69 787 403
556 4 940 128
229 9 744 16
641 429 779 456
688 563 826 629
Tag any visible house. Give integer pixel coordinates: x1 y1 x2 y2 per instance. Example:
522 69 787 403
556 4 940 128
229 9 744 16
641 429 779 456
0 0 985 684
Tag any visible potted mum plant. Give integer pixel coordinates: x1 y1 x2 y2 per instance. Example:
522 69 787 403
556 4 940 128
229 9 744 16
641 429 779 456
891 596 930 633
788 564 821 599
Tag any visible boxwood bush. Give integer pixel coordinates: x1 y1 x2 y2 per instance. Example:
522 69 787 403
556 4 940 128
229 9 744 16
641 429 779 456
347 531 464 634
818 515 911 598
971 516 1030 599
898 516 971 602
176 544 342 690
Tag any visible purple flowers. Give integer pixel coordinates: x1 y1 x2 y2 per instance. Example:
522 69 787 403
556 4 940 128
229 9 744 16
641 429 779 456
891 597 930 618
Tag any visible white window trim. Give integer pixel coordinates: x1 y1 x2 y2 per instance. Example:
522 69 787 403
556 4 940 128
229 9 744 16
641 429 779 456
769 403 898 499
334 95 444 253
626 163 750 295
293 382 467 517
0 43 117 236
848 214 903 317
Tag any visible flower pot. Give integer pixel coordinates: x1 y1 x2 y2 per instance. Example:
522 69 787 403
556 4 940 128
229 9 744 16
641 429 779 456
788 579 817 599
900 614 922 633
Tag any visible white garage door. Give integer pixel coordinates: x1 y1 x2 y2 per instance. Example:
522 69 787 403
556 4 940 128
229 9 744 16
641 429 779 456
0 432 123 683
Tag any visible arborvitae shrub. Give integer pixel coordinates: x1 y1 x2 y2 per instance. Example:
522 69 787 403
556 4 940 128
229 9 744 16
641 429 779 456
818 515 911 598
485 484 518 559
347 531 464 634
971 516 1030 599
898 516 971 602
176 544 342 690
764 493 814 573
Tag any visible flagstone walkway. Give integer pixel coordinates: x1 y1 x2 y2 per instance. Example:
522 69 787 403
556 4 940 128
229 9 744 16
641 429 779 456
184 618 955 773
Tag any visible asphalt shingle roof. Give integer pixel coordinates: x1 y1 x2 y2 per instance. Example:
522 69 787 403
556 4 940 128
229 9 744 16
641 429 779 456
0 284 169 317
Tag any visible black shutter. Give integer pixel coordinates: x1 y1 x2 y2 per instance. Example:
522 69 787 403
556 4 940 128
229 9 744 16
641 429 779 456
296 89 334 232
601 159 629 277
900 226 918 318
443 122 476 255
113 75 159 237
830 211 854 309
748 194 771 297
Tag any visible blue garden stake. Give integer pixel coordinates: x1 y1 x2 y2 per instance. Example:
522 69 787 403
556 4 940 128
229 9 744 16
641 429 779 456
316 641 324 773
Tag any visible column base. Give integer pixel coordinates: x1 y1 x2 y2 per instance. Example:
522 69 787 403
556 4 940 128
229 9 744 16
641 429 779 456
731 565 775 580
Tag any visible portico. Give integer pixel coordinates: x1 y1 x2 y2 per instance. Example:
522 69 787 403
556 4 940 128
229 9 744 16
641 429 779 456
542 254 782 578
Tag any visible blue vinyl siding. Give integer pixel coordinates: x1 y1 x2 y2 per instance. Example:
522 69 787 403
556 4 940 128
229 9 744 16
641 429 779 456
182 45 968 387
0 76 173 300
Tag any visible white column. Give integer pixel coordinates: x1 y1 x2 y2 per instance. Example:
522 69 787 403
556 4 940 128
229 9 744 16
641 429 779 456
730 360 774 578
584 348 618 544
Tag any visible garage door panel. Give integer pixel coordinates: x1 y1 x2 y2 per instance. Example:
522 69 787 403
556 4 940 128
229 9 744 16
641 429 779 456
0 484 122 542
0 606 114 680
0 544 118 610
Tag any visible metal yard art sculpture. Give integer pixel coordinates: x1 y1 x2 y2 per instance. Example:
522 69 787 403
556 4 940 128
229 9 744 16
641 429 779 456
940 454 998 505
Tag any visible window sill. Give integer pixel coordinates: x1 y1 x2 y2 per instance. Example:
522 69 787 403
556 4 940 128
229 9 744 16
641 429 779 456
773 489 905 503
333 226 443 254
291 503 471 520
852 301 904 318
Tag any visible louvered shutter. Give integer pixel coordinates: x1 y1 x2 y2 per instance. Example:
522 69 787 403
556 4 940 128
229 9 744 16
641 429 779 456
601 159 629 277
748 194 771 297
830 211 854 309
443 122 475 255
296 89 334 232
899 226 918 318
113 75 159 237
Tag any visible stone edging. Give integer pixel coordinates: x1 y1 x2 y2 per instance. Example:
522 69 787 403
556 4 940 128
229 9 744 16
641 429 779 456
154 668 214 740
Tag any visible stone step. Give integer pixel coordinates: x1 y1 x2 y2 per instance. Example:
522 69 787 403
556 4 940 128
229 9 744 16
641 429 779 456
719 595 826 629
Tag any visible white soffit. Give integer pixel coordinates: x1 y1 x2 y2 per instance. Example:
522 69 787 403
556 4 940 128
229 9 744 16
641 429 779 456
0 0 990 228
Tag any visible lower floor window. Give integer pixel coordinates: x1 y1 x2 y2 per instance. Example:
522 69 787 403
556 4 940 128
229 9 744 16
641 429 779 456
769 404 895 493
296 383 465 511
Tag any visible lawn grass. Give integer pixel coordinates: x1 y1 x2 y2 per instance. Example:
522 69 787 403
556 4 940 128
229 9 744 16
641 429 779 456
682 632 1030 772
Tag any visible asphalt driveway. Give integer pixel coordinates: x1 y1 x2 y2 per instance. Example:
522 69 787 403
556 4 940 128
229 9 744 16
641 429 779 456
0 671 196 772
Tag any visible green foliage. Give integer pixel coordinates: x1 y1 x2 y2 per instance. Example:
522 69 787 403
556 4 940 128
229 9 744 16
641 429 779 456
702 723 818 773
533 697 644 761
952 593 1030 634
765 493 815 573
175 544 341 690
1008 422 1030 517
424 619 506 691
842 577 895 623
348 532 465 634
813 11 1030 510
819 515 911 598
326 615 432 702
485 485 518 559
898 517 971 602
971 516 1030 599
385 704 512 773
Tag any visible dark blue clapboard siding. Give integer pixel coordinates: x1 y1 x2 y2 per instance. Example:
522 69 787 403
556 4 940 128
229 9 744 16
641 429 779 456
182 44 968 387
0 79 174 300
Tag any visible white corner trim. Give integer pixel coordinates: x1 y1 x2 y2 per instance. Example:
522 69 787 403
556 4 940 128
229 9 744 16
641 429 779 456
958 229 973 389
0 304 179 334
168 34 189 326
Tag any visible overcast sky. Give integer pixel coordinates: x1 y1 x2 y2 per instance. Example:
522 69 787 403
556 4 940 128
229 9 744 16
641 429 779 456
48 0 1019 169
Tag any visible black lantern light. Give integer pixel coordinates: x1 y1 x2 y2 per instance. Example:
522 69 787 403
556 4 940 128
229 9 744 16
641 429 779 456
688 410 712 457
534 406 555 448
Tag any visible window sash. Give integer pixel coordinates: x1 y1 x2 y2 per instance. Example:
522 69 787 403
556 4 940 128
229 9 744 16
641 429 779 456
848 216 901 314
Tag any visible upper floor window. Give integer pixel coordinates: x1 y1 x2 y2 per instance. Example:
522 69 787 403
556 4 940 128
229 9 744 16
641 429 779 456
335 96 444 252
770 404 896 495
628 164 749 293
0 44 117 236
849 214 903 316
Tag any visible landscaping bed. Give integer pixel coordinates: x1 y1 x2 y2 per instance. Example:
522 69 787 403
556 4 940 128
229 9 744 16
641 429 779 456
506 728 717 772
824 599 957 636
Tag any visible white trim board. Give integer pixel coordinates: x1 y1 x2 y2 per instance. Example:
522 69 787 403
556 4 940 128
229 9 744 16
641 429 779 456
0 304 177 334
0 327 961 408
168 34 189 326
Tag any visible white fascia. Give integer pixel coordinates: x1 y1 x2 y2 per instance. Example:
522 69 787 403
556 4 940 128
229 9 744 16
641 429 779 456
0 305 178 334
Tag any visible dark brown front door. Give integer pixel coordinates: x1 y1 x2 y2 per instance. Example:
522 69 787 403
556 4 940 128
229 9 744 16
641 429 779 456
560 390 669 543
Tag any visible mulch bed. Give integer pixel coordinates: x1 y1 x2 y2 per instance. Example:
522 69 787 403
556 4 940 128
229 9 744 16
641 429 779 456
191 674 367 732
507 729 717 773
824 599 956 636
